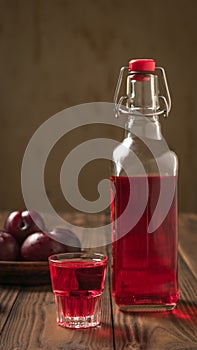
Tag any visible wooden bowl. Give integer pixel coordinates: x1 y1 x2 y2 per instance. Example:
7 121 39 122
0 261 50 286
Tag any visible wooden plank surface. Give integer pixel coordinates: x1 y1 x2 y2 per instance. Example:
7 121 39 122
0 285 20 334
179 213 197 278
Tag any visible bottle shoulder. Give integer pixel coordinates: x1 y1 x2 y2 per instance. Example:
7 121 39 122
112 137 178 176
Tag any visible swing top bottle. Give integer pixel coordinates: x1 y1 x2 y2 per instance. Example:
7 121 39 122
111 59 180 312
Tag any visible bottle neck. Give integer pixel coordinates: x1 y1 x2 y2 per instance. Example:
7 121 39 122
124 72 162 140
125 115 162 140
126 73 159 114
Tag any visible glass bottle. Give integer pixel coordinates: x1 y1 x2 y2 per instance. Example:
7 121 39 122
110 59 180 312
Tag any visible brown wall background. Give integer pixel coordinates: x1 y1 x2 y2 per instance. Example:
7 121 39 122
0 0 196 213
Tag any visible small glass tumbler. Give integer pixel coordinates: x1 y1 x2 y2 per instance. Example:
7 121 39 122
48 252 108 329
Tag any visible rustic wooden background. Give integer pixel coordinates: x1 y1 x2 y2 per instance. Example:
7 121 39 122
0 0 196 212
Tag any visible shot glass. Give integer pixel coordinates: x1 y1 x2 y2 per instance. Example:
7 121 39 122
48 252 108 329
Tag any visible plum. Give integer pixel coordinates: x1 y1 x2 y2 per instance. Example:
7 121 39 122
21 231 80 261
48 228 81 251
4 210 45 245
0 231 20 261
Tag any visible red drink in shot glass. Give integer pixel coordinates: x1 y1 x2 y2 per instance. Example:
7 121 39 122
49 252 108 328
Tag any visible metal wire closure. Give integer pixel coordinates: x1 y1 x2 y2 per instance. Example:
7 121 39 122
156 66 171 117
114 66 171 118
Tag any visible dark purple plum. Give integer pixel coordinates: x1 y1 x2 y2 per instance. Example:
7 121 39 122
21 231 80 261
4 210 45 245
0 231 20 261
48 228 81 252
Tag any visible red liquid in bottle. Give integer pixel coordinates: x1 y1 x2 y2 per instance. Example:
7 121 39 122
111 175 180 311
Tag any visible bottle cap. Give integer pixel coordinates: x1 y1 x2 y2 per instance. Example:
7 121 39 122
129 59 155 72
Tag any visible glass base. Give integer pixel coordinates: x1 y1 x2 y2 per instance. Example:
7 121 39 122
115 290 180 313
55 294 101 329
58 314 101 329
119 303 177 313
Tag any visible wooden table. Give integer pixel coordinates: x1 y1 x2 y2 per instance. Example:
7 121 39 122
0 213 197 350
